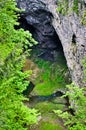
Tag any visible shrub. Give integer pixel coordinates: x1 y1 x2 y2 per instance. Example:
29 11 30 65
0 0 38 129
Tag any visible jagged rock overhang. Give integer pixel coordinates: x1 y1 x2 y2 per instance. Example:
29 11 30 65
17 0 66 62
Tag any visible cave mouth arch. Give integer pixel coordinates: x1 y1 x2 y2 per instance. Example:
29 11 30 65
18 17 66 63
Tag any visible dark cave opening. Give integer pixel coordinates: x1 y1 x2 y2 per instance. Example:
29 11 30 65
18 17 66 62
16 17 35 34
19 17 70 97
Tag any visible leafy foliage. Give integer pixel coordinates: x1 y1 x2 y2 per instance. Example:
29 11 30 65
57 0 82 16
57 0 68 15
81 10 86 26
54 83 86 130
0 0 38 129
73 0 79 15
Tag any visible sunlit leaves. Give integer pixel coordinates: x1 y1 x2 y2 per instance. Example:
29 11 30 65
0 0 38 129
54 83 86 130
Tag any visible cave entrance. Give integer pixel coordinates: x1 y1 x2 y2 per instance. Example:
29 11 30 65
18 17 66 63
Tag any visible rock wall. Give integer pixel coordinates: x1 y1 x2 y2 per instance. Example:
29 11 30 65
17 0 86 87
17 0 63 61
45 0 86 87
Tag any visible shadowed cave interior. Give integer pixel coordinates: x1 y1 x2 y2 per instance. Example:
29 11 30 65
18 17 66 62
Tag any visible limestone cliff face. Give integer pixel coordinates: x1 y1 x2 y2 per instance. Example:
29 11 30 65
45 0 86 87
17 0 86 87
